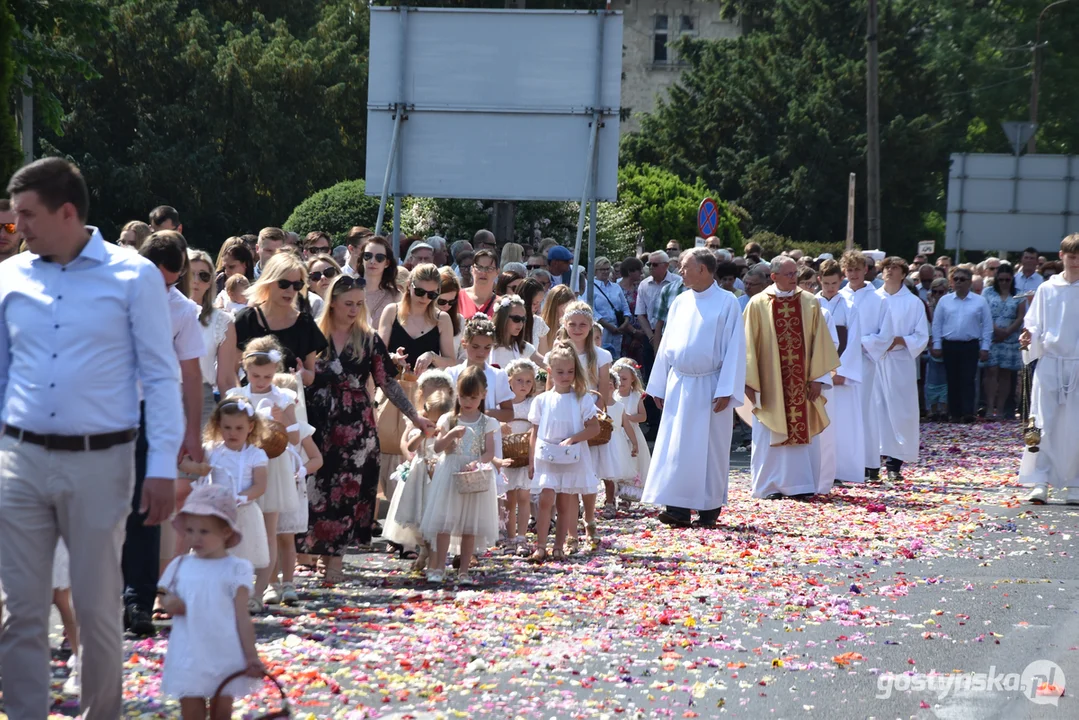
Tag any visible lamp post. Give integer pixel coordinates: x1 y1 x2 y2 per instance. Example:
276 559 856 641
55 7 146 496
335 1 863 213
1029 0 1079 153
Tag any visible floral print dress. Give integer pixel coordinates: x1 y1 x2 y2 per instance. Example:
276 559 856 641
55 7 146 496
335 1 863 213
299 334 416 555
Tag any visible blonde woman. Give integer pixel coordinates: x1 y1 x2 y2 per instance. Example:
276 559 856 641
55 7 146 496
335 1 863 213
306 253 343 317
297 275 432 582
540 284 576 353
500 242 525 268
233 252 327 385
117 220 152 251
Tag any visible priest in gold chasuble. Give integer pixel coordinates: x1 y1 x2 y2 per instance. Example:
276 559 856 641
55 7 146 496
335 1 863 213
744 257 840 499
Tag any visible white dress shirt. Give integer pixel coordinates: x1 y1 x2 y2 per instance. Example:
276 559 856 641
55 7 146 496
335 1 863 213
636 272 676 328
931 291 993 351
589 278 632 354
169 286 206 364
0 228 184 478
1015 269 1044 296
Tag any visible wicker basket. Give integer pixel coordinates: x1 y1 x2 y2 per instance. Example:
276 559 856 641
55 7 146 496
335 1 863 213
259 420 290 459
212 669 290 718
453 468 491 494
588 412 613 447
502 432 531 468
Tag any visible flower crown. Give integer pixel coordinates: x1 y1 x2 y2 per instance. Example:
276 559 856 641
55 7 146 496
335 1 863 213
494 294 523 313
563 304 594 320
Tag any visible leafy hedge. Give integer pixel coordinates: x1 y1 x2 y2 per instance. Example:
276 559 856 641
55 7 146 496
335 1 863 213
747 231 854 261
283 180 384 244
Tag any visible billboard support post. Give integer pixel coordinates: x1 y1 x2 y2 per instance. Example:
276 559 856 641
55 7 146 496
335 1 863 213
573 11 607 299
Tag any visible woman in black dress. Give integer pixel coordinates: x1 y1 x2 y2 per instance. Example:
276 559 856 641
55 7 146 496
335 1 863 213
299 275 432 582
374 263 457 544
233 253 327 383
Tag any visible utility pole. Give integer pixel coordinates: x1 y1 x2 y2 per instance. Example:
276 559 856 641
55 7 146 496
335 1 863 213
866 0 881 250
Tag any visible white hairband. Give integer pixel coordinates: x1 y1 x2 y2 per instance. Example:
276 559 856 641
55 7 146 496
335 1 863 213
563 305 593 320
245 349 282 364
227 398 255 417
472 312 491 322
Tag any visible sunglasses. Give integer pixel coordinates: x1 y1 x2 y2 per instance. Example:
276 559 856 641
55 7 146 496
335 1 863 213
412 286 440 300
526 264 545 271
332 275 366 293
508 314 526 323
309 267 339 283
276 279 305 291
648 262 667 267
194 270 212 283
2 223 16 235
436 296 457 307
363 251 388 263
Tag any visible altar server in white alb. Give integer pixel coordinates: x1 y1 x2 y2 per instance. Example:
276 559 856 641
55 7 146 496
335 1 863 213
643 248 745 528
814 304 840 494
839 250 884 480
864 257 929 481
744 257 839 500
1021 235 1079 504
817 260 864 485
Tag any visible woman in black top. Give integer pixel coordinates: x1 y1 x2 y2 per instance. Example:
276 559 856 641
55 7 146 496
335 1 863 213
233 253 327 383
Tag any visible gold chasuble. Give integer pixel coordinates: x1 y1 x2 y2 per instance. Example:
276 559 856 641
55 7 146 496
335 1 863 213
744 287 840 446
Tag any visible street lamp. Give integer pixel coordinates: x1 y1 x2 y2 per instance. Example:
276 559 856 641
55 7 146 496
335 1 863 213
1028 0 1079 153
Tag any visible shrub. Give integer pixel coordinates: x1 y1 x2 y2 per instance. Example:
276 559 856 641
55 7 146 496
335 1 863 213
747 230 853 261
283 179 384 244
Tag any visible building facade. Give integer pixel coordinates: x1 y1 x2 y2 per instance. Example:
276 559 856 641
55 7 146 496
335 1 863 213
618 0 741 133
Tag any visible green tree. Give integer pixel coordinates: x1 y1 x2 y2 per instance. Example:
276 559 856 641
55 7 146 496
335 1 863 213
0 0 23 184
617 163 741 251
283 179 384 243
39 0 368 247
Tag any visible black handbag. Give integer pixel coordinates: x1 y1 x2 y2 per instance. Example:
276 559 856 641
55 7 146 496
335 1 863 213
595 283 625 326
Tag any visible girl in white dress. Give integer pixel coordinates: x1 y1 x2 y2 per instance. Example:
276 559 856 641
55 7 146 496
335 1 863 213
613 358 651 504
265 372 322 608
528 342 601 563
552 302 612 551
419 367 500 585
491 294 544 369
198 398 271 581
383 386 454 572
160 484 263 718
52 540 80 695
225 336 301 610
502 359 540 551
593 367 639 522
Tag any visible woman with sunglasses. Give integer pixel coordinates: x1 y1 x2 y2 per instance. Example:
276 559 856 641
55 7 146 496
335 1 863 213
299 274 432 581
305 253 343 318
233 253 328 386
459 248 500 320
438 267 464 360
982 262 1026 420
373 264 457 553
356 235 401 327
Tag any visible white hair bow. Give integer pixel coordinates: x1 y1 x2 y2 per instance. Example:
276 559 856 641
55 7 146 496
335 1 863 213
232 398 255 416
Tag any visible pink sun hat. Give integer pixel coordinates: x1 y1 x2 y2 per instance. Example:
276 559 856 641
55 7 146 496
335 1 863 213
173 483 243 548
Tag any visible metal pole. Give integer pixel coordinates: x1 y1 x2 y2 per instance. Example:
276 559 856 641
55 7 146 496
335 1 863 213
572 10 607 293
1029 0 1079 154
376 5 409 238
393 196 402 259
374 110 402 237
845 173 856 251
866 0 881 251
955 153 966 265
586 197 598 306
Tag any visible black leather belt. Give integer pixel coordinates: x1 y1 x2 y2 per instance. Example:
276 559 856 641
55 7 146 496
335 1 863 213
2 425 137 451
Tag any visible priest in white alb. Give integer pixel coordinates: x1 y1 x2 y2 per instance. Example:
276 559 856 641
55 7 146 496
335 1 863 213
839 250 884 480
745 257 840 499
643 248 746 528
817 259 865 485
1021 234 1079 504
864 257 929 481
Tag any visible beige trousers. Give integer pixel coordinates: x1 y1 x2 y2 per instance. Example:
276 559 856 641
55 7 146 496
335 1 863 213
0 435 135 719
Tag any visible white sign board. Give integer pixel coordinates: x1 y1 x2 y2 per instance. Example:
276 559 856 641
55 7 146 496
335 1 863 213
946 153 1079 253
917 240 935 256
365 8 623 202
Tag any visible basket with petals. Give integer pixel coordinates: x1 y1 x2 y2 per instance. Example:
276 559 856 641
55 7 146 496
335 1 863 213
502 432 531 468
258 421 290 459
588 412 613 447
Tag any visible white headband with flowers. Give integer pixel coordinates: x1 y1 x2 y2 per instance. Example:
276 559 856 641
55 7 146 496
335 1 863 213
244 349 282 364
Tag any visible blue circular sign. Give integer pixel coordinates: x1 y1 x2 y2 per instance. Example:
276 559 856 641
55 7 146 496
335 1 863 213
698 197 719 238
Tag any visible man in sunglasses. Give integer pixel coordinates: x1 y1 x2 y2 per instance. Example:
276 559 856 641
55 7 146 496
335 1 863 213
473 229 498 254
526 252 547 273
304 230 333 259
635 250 676 351
0 198 22 263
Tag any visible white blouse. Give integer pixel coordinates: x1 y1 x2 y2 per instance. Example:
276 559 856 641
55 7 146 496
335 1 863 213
198 309 233 387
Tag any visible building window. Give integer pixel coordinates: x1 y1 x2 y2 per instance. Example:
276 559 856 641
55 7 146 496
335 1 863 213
680 15 694 33
653 14 668 64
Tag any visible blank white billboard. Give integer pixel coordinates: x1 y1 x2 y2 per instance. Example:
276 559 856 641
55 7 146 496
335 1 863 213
365 7 623 202
946 153 1079 253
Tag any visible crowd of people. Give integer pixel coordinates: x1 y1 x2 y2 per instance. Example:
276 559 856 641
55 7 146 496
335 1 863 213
0 157 1076 719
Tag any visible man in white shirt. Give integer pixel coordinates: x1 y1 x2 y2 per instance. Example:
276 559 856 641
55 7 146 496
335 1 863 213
1021 234 1079 504
1015 246 1044 296
124 231 205 636
931 266 993 422
0 158 183 719
635 251 676 350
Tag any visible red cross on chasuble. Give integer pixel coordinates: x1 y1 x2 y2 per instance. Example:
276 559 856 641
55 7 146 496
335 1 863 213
772 295 810 445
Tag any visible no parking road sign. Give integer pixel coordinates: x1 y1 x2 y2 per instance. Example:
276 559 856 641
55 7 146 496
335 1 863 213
698 197 719 239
